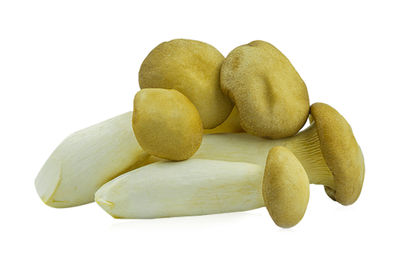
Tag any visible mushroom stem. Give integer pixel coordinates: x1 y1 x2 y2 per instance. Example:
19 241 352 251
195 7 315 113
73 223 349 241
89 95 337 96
193 123 335 189
34 112 151 208
286 125 335 188
95 159 265 218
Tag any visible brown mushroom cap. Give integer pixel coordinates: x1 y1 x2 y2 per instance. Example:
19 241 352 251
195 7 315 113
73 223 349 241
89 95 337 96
220 40 310 139
132 88 203 161
263 146 310 228
139 39 233 129
310 103 365 205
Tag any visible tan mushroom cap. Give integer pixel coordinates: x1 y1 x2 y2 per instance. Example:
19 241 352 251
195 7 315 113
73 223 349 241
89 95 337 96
220 40 310 139
310 103 365 205
139 39 233 129
263 146 310 228
132 88 203 161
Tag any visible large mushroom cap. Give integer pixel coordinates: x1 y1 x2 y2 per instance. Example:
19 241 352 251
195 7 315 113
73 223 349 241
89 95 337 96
220 40 310 139
132 88 203 161
310 103 365 205
262 146 310 228
139 39 233 129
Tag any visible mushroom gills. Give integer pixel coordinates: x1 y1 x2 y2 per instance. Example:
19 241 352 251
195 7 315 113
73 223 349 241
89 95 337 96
286 124 335 189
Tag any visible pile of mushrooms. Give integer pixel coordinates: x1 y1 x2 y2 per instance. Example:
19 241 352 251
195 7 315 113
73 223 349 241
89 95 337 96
35 39 365 228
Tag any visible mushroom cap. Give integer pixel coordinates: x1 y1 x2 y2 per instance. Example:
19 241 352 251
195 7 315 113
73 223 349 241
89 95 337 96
310 103 365 205
132 88 203 161
139 39 233 129
220 40 310 139
262 146 310 228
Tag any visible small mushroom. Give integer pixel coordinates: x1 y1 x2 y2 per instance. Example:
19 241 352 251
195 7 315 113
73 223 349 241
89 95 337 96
220 40 310 139
139 39 233 129
296 103 365 205
263 146 310 228
192 103 365 205
132 88 203 161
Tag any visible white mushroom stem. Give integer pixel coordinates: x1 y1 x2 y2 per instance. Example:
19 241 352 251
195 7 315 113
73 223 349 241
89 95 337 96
193 125 335 189
95 159 264 218
35 112 150 208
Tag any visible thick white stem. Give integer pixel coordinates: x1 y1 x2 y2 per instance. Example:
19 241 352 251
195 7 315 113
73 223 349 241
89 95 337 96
193 127 335 188
193 133 283 166
95 159 264 218
35 112 149 208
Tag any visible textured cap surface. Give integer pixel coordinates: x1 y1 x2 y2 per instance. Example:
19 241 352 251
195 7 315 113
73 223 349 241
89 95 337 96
220 40 309 138
132 89 203 161
263 146 310 228
311 103 365 205
139 39 233 129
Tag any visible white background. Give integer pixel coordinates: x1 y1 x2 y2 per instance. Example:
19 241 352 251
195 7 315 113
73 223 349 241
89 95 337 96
1 0 399 266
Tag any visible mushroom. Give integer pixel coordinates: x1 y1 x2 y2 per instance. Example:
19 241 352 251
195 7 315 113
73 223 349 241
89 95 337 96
192 103 365 205
132 88 203 161
95 148 310 228
263 146 310 228
34 112 151 208
220 40 310 139
139 39 233 129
